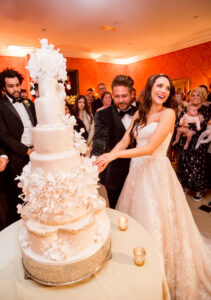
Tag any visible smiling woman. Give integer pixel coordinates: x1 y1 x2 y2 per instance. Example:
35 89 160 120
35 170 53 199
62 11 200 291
175 87 210 201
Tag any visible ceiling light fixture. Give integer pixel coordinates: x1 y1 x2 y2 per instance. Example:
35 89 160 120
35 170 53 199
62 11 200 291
7 45 35 56
101 25 117 31
89 53 101 60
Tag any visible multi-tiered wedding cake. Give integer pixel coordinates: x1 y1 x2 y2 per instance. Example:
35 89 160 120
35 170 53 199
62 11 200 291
18 39 111 284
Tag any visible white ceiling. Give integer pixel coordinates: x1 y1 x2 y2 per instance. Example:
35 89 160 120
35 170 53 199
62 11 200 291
0 0 211 64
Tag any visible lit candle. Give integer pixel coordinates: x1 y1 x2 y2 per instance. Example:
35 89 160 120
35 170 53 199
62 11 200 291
118 216 128 231
133 247 146 266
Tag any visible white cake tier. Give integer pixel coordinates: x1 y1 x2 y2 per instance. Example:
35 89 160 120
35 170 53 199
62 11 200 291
35 95 65 127
19 204 110 262
30 150 80 174
33 125 73 155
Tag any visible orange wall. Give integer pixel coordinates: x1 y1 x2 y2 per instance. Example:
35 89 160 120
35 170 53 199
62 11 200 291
127 41 211 93
0 56 30 91
0 41 210 96
66 57 126 94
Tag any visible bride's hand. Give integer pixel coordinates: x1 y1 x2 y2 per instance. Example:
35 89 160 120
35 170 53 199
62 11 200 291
94 152 117 173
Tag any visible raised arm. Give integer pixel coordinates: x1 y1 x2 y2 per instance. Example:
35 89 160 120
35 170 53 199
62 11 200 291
95 109 175 170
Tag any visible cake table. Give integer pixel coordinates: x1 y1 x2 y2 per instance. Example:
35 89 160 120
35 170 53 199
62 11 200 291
0 208 168 300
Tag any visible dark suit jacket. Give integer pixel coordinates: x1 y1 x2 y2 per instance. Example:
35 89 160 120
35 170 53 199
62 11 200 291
0 96 37 176
91 98 103 116
91 104 137 190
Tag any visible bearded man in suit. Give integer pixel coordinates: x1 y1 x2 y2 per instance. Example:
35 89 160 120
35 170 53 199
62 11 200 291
91 83 107 116
0 68 37 223
91 75 137 208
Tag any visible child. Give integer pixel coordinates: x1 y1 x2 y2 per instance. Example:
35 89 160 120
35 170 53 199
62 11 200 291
173 104 201 150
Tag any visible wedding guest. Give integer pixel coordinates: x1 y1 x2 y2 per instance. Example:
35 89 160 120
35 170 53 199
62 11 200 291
175 88 186 116
91 75 137 208
0 68 37 223
130 88 137 107
198 85 210 107
85 94 94 112
196 118 211 188
175 87 210 201
87 87 95 99
20 89 27 100
65 101 88 140
74 95 94 153
96 91 112 112
94 74 211 299
172 103 201 150
91 83 106 115
199 85 208 99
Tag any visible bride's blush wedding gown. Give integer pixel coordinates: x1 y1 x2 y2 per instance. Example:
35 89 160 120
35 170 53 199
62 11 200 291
116 122 211 300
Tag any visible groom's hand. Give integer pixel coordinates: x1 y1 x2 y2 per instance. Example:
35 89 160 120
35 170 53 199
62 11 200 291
94 152 116 172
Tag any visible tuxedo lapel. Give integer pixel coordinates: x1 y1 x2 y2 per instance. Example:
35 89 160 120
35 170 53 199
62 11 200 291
111 105 126 138
2 96 22 122
23 101 36 126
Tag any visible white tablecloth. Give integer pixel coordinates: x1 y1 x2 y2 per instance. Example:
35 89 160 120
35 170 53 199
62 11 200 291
0 208 168 300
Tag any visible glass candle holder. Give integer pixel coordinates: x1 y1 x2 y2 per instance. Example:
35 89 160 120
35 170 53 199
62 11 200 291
133 247 146 266
118 216 128 231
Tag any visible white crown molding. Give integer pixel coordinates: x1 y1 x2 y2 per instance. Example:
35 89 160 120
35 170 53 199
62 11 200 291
0 35 210 64
97 35 211 64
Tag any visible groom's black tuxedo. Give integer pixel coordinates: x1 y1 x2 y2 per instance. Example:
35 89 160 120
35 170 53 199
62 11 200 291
91 104 137 208
0 95 37 176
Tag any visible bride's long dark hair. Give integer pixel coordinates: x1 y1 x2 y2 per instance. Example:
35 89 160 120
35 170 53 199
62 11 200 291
130 74 177 144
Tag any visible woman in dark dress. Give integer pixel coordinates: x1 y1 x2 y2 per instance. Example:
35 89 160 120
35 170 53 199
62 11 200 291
65 101 88 141
175 87 210 201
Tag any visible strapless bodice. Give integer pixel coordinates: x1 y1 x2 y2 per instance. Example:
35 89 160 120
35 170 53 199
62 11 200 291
135 122 171 157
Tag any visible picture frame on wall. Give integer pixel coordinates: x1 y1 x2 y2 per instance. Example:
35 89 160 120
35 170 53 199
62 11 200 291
65 69 79 96
172 78 190 96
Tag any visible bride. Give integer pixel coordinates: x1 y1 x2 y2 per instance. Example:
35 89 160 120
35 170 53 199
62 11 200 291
95 74 211 300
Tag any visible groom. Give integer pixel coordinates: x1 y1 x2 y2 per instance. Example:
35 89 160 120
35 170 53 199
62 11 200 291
91 75 137 208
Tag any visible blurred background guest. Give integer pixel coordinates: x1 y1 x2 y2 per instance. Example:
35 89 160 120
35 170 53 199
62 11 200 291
85 93 94 112
130 88 137 107
136 88 145 107
74 95 94 155
20 89 28 100
87 87 95 99
175 88 186 116
96 91 112 112
199 85 210 107
175 87 210 201
91 83 106 115
199 85 208 99
65 101 88 140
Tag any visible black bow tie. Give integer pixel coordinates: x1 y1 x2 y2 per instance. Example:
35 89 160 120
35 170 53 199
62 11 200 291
12 98 22 104
119 107 134 119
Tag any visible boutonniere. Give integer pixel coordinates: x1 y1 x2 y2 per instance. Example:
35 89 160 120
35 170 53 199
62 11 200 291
23 100 31 108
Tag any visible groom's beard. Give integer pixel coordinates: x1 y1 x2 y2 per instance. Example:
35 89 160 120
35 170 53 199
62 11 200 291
5 90 21 101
